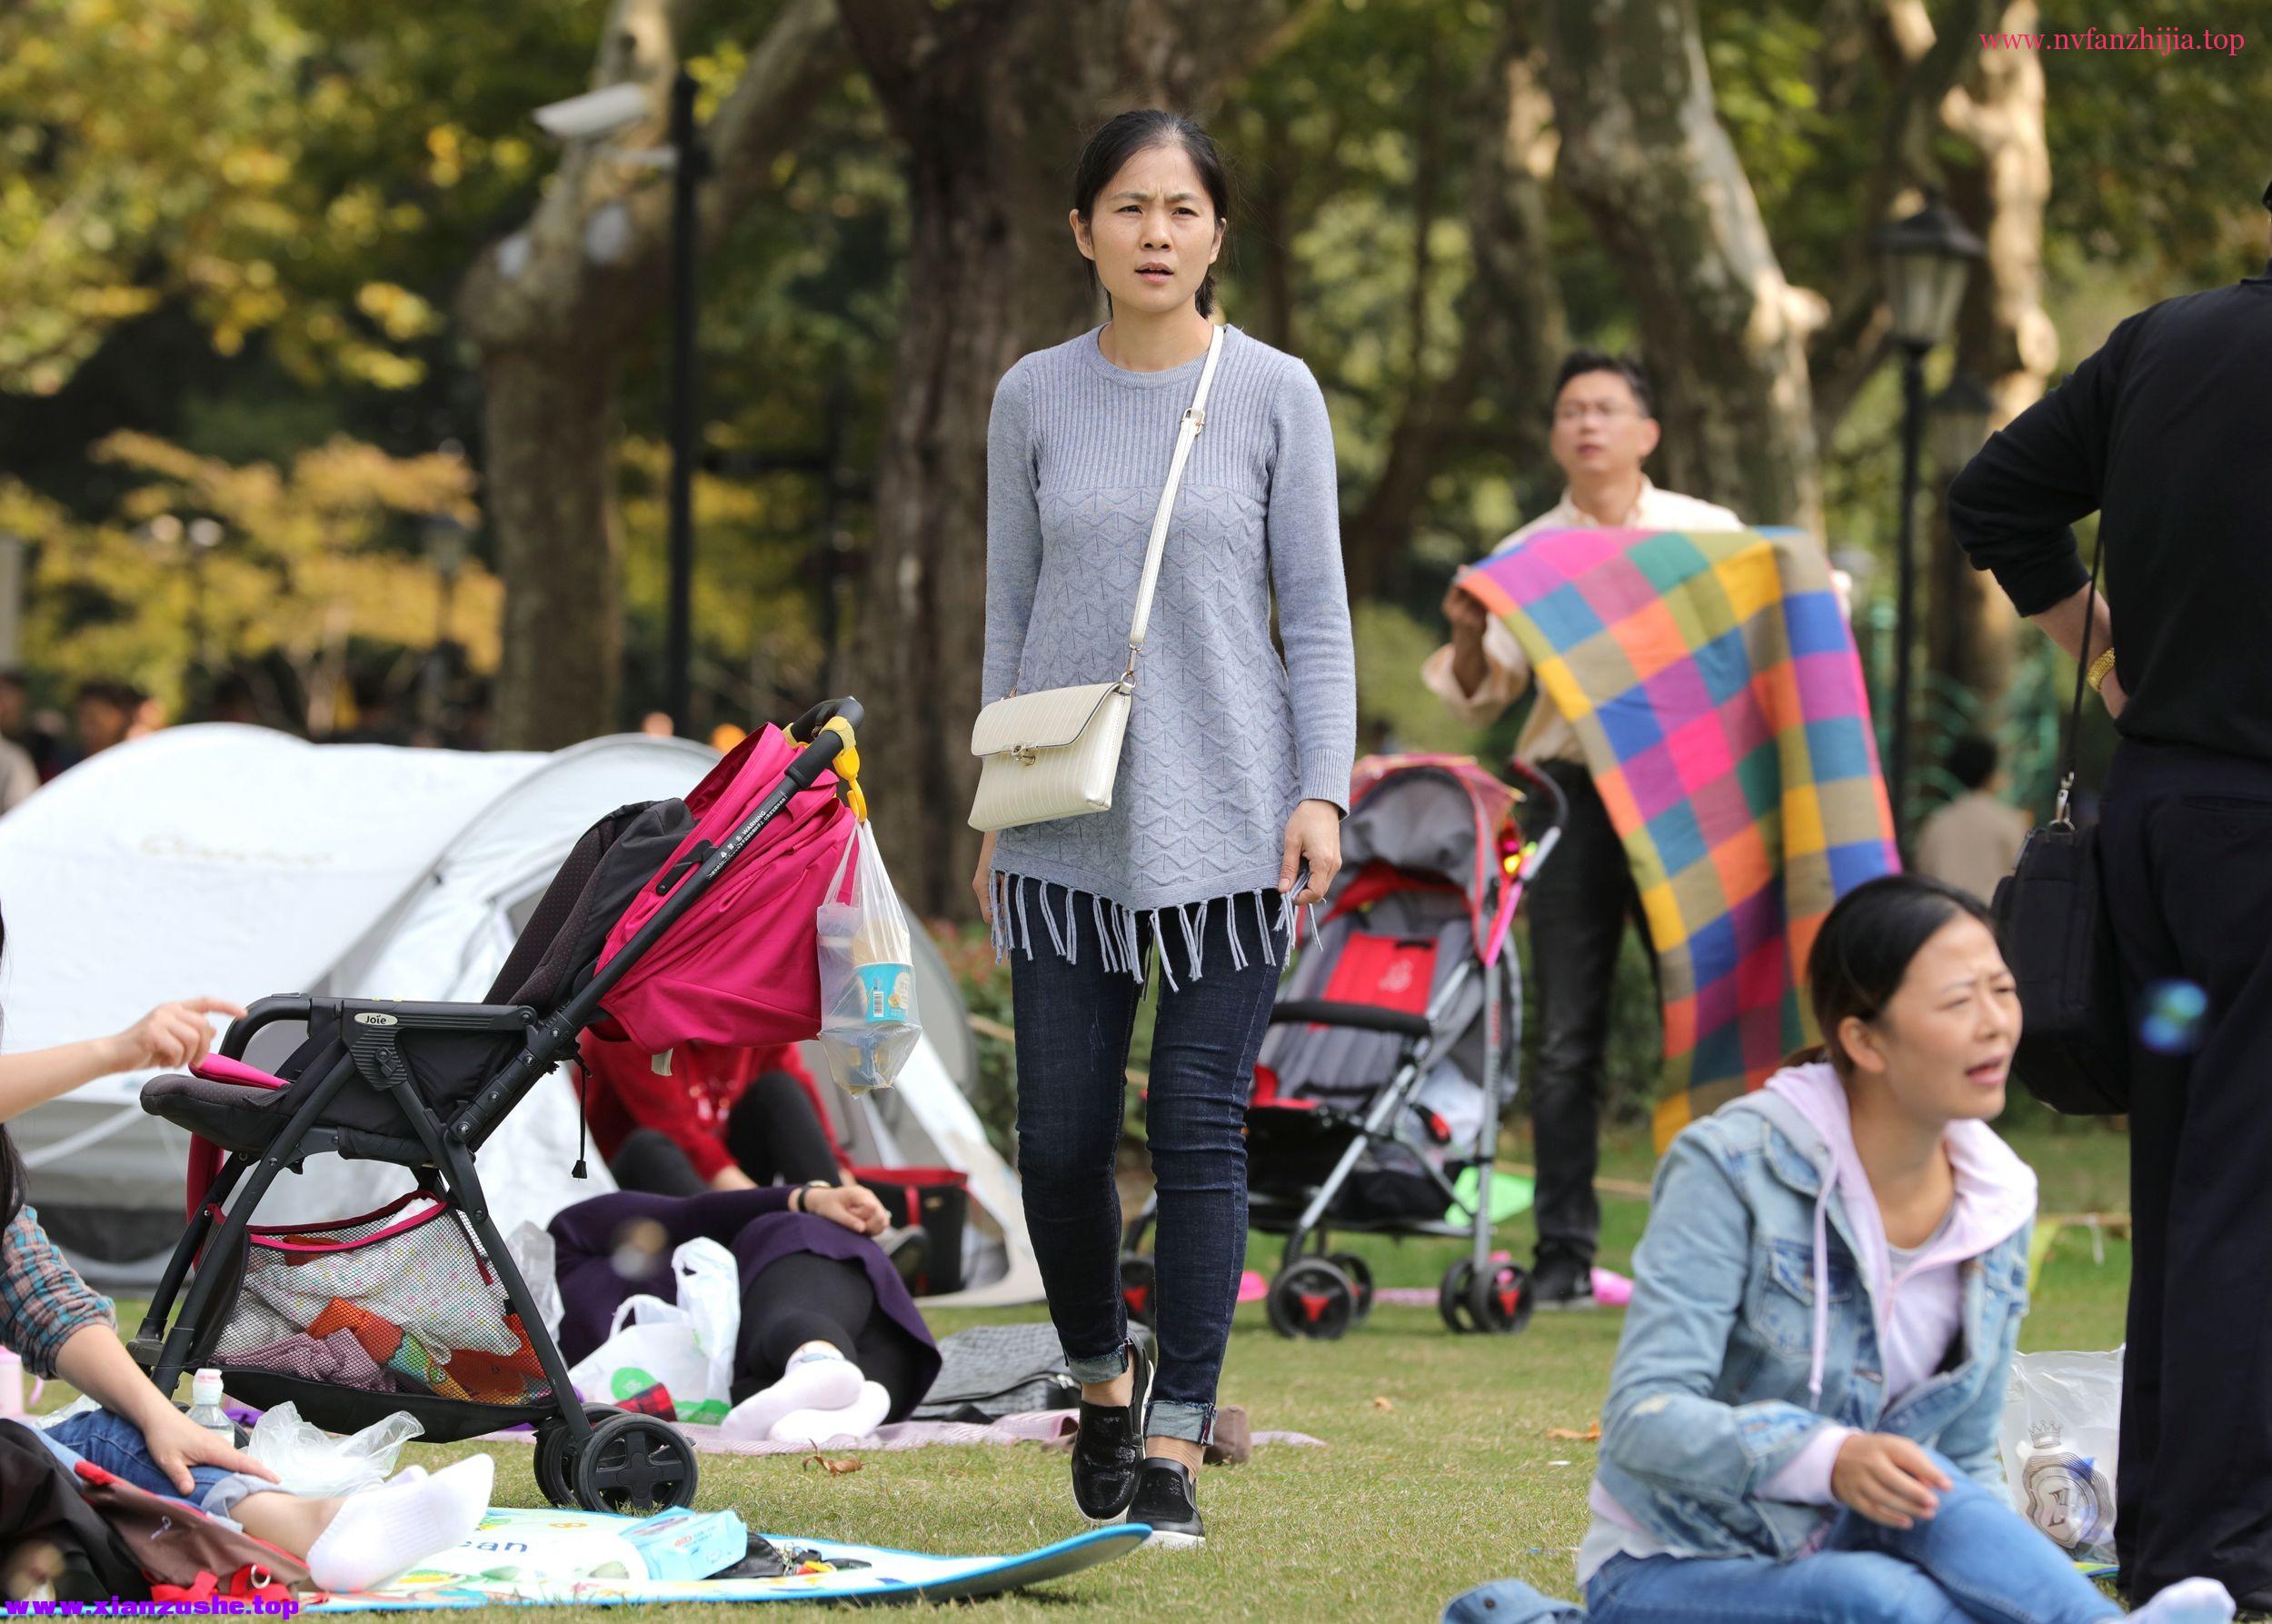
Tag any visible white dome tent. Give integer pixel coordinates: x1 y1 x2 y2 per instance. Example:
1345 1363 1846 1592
0 723 1039 1306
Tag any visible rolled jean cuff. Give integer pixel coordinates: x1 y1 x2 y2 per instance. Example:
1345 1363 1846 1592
199 1472 269 1522
1143 1399 1213 1445
1065 1346 1130 1385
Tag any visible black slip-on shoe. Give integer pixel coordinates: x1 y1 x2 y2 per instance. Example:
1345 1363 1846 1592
1125 1458 1205 1550
1530 1251 1597 1311
1070 1338 1152 1521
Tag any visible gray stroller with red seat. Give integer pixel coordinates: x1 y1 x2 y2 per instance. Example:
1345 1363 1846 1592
125 701 866 1513
1121 752 1565 1341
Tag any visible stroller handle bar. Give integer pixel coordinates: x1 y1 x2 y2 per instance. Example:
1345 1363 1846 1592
1269 999 1434 1040
218 995 315 1062
790 695 864 744
446 695 866 1147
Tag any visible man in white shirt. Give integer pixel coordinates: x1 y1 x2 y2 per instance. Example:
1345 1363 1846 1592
1423 352 1741 1309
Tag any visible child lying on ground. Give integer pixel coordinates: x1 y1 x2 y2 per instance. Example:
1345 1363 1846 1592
0 951 491 1593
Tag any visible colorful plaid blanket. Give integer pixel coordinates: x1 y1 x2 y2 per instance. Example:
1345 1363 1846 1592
1464 527 1898 1148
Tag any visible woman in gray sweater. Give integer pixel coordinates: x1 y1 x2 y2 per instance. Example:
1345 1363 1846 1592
971 110 1357 1549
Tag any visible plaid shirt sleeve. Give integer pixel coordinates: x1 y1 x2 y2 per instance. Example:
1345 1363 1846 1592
1 1204 115 1378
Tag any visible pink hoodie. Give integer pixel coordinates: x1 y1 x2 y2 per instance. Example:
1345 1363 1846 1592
1755 1061 2038 1503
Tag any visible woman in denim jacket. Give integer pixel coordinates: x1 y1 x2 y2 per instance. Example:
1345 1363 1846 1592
1450 876 2230 1623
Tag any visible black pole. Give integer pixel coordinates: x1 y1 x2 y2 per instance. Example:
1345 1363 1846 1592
665 67 702 736
1888 343 1927 852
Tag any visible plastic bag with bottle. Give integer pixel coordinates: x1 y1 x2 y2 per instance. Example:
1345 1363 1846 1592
1998 1347 2122 1564
814 822 921 1095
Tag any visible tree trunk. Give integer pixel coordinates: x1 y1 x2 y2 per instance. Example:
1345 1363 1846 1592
838 0 1308 917
1251 105 1298 353
1542 0 1824 532
458 0 845 749
1807 0 1996 443
483 351 626 747
1928 0 2053 713
1340 28 1564 601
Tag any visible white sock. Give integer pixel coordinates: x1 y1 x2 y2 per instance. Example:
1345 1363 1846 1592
719 1346 862 1441
383 1464 426 1487
2130 1578 2236 1624
770 1379 892 1446
305 1454 493 1595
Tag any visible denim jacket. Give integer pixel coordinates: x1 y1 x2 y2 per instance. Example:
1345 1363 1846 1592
1591 1078 2034 1565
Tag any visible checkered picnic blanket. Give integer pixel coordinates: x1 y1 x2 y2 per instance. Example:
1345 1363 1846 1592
1464 527 1898 1148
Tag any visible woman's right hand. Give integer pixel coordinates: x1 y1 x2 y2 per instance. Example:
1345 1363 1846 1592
972 831 999 924
1830 1433 1951 1529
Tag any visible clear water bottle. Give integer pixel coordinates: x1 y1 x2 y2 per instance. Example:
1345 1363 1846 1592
188 1368 234 1446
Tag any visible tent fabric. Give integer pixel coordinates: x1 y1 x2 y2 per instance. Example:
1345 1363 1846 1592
0 725 1036 1303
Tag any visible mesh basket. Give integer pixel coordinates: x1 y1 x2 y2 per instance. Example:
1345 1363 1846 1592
205 1193 549 1407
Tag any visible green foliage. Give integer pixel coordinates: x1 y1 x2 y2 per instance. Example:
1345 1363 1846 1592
0 0 605 395
3 433 497 715
927 922 1019 1164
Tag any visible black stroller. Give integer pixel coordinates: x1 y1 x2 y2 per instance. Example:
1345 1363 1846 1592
1121 753 1565 1341
129 701 866 1514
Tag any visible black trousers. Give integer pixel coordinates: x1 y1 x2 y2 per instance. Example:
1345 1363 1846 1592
607 1071 842 1196
2099 741 2272 1601
731 1251 929 1417
1525 760 1646 1267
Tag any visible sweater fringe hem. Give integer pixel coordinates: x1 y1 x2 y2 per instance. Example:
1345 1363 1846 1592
990 872 1318 984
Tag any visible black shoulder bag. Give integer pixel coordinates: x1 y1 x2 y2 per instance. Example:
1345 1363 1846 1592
1989 528 2129 1114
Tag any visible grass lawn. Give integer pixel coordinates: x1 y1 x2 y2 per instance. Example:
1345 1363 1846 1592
55 1116 2133 1621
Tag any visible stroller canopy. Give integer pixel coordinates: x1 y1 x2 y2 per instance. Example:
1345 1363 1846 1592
1341 753 1522 943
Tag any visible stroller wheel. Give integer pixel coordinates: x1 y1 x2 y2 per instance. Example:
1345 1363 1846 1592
1119 1252 1160 1330
1467 1260 1534 1336
573 1410 701 1514
1266 1259 1358 1341
1328 1253 1375 1326
535 1403 617 1509
1439 1260 1478 1333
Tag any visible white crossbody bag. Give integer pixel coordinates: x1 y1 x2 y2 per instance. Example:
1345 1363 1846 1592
967 325 1224 833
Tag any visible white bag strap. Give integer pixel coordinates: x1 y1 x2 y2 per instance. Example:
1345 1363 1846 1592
1123 324 1225 672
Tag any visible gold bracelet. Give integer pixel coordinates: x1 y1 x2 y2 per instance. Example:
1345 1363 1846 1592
2085 648 2118 693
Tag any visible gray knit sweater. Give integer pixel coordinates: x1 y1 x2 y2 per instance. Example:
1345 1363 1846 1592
982 324 1356 951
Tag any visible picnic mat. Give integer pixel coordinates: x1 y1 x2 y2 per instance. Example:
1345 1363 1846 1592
307 1508 1143 1609
480 1407 1324 1460
1464 526 1898 1147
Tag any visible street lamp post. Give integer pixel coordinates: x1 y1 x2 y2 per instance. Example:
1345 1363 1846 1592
663 69 706 739
1871 196 1983 847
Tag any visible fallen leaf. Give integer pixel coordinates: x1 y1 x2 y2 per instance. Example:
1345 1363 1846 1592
1371 1396 1395 1411
802 1450 862 1476
1546 1423 1601 1442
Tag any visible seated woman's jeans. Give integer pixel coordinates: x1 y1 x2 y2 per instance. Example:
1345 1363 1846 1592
1582 1449 2121 1624
1007 883 1285 1445
35 1408 272 1520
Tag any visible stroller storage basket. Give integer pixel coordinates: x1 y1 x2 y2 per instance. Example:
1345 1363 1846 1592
197 1192 553 1442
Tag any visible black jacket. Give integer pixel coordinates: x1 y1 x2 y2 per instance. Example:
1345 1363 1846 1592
1948 259 2272 763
